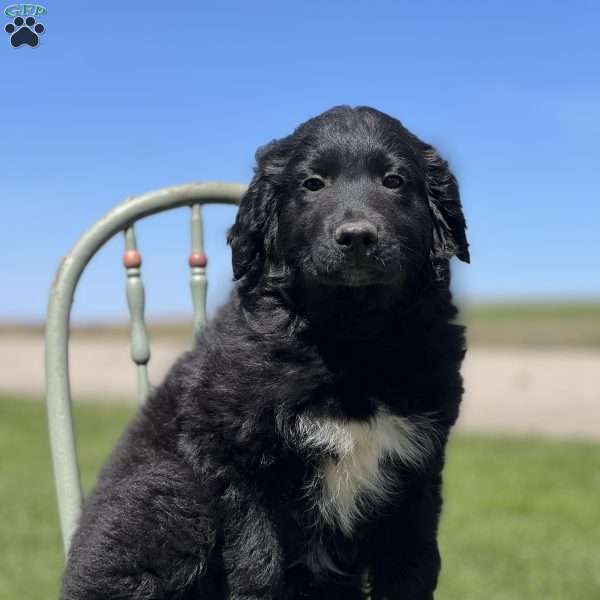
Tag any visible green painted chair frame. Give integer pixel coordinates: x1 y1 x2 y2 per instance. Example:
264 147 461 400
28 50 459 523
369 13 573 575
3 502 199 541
45 182 246 555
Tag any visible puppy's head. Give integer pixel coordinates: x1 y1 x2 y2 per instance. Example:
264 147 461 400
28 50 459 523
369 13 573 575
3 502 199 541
228 106 469 295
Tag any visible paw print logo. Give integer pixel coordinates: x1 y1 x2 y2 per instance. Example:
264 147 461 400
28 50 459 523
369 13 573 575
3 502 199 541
5 16 45 47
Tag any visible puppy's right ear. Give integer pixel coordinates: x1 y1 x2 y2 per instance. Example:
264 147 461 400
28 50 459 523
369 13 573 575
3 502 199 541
227 138 291 290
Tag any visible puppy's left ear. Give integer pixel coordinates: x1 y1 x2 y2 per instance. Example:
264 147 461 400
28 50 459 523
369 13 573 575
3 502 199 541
423 145 470 263
227 138 290 290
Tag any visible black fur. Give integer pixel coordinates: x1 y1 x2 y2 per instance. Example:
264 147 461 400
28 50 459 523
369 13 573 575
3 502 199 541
62 106 469 600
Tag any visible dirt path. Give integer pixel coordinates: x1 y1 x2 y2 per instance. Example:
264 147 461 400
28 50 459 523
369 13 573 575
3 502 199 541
1 334 598 438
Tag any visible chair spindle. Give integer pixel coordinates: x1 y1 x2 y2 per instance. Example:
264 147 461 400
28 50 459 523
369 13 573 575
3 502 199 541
123 225 151 403
189 203 208 342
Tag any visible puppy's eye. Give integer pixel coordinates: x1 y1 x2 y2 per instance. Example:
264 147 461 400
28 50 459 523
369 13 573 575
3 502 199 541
303 177 325 192
382 174 405 189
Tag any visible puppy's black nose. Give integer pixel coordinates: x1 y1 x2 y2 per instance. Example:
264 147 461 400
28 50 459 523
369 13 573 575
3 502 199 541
335 220 378 250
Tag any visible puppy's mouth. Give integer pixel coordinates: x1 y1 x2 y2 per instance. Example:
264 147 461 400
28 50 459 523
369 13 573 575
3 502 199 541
318 272 391 287
307 253 401 288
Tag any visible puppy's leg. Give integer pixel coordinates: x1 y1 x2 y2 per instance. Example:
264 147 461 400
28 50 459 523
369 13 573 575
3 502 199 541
221 492 284 599
61 459 218 600
309 577 367 600
363 477 442 600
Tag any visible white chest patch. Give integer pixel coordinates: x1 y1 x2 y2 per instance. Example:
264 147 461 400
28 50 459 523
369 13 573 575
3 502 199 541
291 410 439 535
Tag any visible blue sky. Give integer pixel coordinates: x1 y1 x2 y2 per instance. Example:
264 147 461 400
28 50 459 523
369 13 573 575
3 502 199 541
1 1 599 321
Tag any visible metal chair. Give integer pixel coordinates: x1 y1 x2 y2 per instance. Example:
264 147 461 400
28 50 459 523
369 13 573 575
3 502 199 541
45 182 246 555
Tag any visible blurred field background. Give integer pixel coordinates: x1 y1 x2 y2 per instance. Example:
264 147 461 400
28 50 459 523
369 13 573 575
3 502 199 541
4 300 600 347
1 302 599 599
465 302 600 347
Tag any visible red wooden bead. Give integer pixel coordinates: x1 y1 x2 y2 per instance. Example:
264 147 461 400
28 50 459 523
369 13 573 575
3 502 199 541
123 249 142 268
189 252 207 268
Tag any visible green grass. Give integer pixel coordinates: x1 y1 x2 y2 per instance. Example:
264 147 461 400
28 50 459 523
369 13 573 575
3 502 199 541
1 395 600 599
0 396 136 600
438 435 600 598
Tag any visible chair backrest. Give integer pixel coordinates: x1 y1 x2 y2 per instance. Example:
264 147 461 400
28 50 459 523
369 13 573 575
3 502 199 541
45 182 246 554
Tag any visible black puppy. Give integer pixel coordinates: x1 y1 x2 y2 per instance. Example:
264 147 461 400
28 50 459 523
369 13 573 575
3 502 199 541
62 106 469 600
